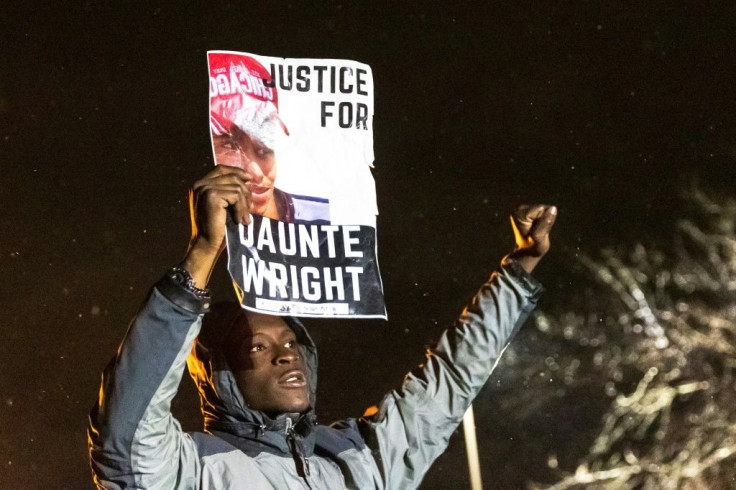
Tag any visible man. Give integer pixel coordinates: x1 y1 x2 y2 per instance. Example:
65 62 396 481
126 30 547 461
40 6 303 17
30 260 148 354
88 165 557 489
210 54 330 224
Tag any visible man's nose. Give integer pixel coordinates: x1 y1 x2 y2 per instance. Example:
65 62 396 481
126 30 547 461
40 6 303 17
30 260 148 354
273 346 299 365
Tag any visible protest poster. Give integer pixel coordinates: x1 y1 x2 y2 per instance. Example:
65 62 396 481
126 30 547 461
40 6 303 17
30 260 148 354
208 51 386 318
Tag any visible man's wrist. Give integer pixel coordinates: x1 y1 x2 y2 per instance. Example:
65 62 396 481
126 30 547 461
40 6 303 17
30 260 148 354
181 237 224 288
500 257 545 299
189 235 224 257
502 251 541 274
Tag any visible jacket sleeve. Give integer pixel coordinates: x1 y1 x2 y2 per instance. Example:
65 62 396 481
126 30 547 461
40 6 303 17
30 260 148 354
88 274 208 489
363 261 543 490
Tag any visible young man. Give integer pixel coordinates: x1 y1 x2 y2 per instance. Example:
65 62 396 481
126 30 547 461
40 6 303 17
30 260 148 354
88 165 557 489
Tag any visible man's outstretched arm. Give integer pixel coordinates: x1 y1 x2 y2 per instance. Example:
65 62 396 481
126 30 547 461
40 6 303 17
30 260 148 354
87 167 251 489
363 205 557 490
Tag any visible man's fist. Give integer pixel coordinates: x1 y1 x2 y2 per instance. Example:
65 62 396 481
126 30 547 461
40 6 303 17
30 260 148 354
181 166 252 288
506 204 557 274
190 166 252 252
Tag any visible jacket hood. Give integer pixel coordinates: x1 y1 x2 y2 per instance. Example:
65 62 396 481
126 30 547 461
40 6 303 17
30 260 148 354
186 303 319 443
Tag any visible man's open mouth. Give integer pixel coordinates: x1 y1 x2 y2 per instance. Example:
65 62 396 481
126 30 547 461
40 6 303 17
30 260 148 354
278 370 306 387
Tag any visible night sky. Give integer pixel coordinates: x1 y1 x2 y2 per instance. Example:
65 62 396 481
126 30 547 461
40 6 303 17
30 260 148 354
2 2 735 488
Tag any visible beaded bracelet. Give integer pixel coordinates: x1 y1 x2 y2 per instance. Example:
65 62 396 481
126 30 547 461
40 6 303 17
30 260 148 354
167 266 211 299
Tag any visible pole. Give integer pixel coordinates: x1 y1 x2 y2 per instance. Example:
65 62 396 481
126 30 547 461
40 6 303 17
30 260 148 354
463 404 483 490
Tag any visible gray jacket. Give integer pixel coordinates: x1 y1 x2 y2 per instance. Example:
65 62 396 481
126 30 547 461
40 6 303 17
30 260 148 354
88 262 542 489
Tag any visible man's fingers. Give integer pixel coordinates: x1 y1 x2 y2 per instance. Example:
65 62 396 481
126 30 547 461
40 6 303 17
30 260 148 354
511 204 546 235
201 184 248 207
232 187 252 225
511 204 557 255
529 205 557 242
508 204 557 273
193 168 252 226
203 186 240 209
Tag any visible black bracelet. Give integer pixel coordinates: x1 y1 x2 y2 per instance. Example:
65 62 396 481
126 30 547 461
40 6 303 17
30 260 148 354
167 266 211 299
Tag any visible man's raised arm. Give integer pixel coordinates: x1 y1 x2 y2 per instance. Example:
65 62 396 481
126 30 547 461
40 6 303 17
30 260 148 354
87 167 251 489
362 205 557 490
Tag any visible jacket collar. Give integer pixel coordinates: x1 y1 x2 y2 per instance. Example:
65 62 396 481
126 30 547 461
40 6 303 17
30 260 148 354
206 411 317 457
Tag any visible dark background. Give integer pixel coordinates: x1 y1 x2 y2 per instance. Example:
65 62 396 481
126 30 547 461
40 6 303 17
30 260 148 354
1 2 735 488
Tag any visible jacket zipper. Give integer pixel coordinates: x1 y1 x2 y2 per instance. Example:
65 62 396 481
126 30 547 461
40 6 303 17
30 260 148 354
285 418 312 483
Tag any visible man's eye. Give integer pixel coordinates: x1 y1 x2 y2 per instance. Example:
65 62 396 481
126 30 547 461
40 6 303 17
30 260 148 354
249 344 265 353
285 340 296 349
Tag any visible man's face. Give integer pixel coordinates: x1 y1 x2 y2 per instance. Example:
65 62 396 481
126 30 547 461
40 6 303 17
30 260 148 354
225 312 310 416
212 127 277 216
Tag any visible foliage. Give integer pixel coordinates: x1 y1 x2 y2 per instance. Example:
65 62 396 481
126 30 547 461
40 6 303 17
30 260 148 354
505 189 736 489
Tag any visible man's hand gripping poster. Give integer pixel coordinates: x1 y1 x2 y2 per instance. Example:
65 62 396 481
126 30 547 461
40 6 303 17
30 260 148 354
208 51 386 318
